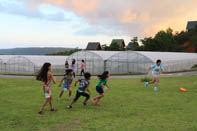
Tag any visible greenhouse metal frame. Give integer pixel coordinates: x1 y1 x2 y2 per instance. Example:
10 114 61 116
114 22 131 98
0 51 197 74
66 51 197 75
0 55 67 74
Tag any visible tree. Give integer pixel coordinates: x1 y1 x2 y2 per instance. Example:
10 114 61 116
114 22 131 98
101 26 197 52
101 44 110 50
140 37 156 51
127 37 139 50
188 25 197 52
174 25 197 52
102 43 120 51
140 28 182 52
109 42 120 51
154 28 179 51
46 48 81 56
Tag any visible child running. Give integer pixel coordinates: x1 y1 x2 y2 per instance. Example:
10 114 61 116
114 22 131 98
36 63 56 115
67 72 91 108
58 69 73 101
145 59 164 91
92 71 110 106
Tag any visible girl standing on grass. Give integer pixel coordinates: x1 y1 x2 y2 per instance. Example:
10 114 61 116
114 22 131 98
144 59 164 91
67 72 91 109
58 69 73 101
92 71 110 106
65 61 69 71
71 59 76 78
80 60 85 77
36 63 56 115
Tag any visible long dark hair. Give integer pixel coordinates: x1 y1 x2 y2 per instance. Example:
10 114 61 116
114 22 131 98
65 69 73 76
65 61 69 65
36 63 51 83
98 71 109 80
72 59 76 65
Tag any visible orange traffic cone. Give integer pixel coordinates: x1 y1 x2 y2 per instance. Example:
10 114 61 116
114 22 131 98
180 87 187 92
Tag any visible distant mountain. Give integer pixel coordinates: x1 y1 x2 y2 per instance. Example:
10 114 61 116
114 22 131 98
0 47 73 55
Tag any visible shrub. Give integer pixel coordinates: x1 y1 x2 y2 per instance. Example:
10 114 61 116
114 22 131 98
141 77 152 82
191 64 197 69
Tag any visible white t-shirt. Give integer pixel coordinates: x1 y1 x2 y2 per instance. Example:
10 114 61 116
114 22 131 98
151 64 164 75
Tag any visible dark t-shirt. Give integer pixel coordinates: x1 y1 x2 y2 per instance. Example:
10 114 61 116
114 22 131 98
63 75 73 88
65 64 69 69
77 79 90 92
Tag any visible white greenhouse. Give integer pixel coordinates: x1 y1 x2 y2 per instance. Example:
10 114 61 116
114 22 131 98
0 51 197 75
66 51 119 74
0 55 67 73
66 51 197 74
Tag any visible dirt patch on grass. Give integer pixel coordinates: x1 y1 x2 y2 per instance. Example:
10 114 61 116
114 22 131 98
41 120 81 131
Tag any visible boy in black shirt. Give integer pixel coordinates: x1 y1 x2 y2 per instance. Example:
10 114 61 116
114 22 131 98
67 72 91 108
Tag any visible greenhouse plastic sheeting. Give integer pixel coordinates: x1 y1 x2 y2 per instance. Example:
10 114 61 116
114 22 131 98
136 51 197 72
66 51 118 74
0 51 197 74
67 51 197 74
0 55 67 73
106 51 153 74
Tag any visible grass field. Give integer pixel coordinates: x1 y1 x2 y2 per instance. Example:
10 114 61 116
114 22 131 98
0 75 197 131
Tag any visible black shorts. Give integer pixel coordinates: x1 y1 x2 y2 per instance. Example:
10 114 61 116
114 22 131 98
73 91 90 102
96 86 104 94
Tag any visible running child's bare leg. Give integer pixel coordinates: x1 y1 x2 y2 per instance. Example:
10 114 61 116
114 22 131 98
96 94 103 101
69 101 75 106
153 77 159 91
40 99 49 112
69 88 72 97
145 77 156 88
66 88 72 101
49 96 55 110
93 94 104 105
59 90 64 98
149 78 156 84
95 94 104 100
154 78 159 87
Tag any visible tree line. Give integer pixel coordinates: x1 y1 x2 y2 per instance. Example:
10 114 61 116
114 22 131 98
102 26 197 52
48 26 197 56
46 48 81 56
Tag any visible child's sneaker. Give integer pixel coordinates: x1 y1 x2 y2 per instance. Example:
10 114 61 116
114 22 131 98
58 97 61 101
67 105 72 109
92 98 97 105
104 87 108 91
38 111 44 115
144 82 148 88
50 109 57 112
96 103 101 106
83 102 88 106
66 97 71 101
154 87 158 91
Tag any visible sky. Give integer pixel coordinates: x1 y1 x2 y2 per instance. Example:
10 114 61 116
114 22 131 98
0 0 196 49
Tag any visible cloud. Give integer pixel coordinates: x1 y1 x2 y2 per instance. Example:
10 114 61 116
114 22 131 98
0 1 69 22
9 0 197 37
25 0 100 15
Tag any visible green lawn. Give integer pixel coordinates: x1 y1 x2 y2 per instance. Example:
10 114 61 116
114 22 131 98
0 75 197 131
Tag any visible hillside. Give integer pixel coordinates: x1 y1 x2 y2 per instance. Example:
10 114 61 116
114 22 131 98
0 47 73 55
